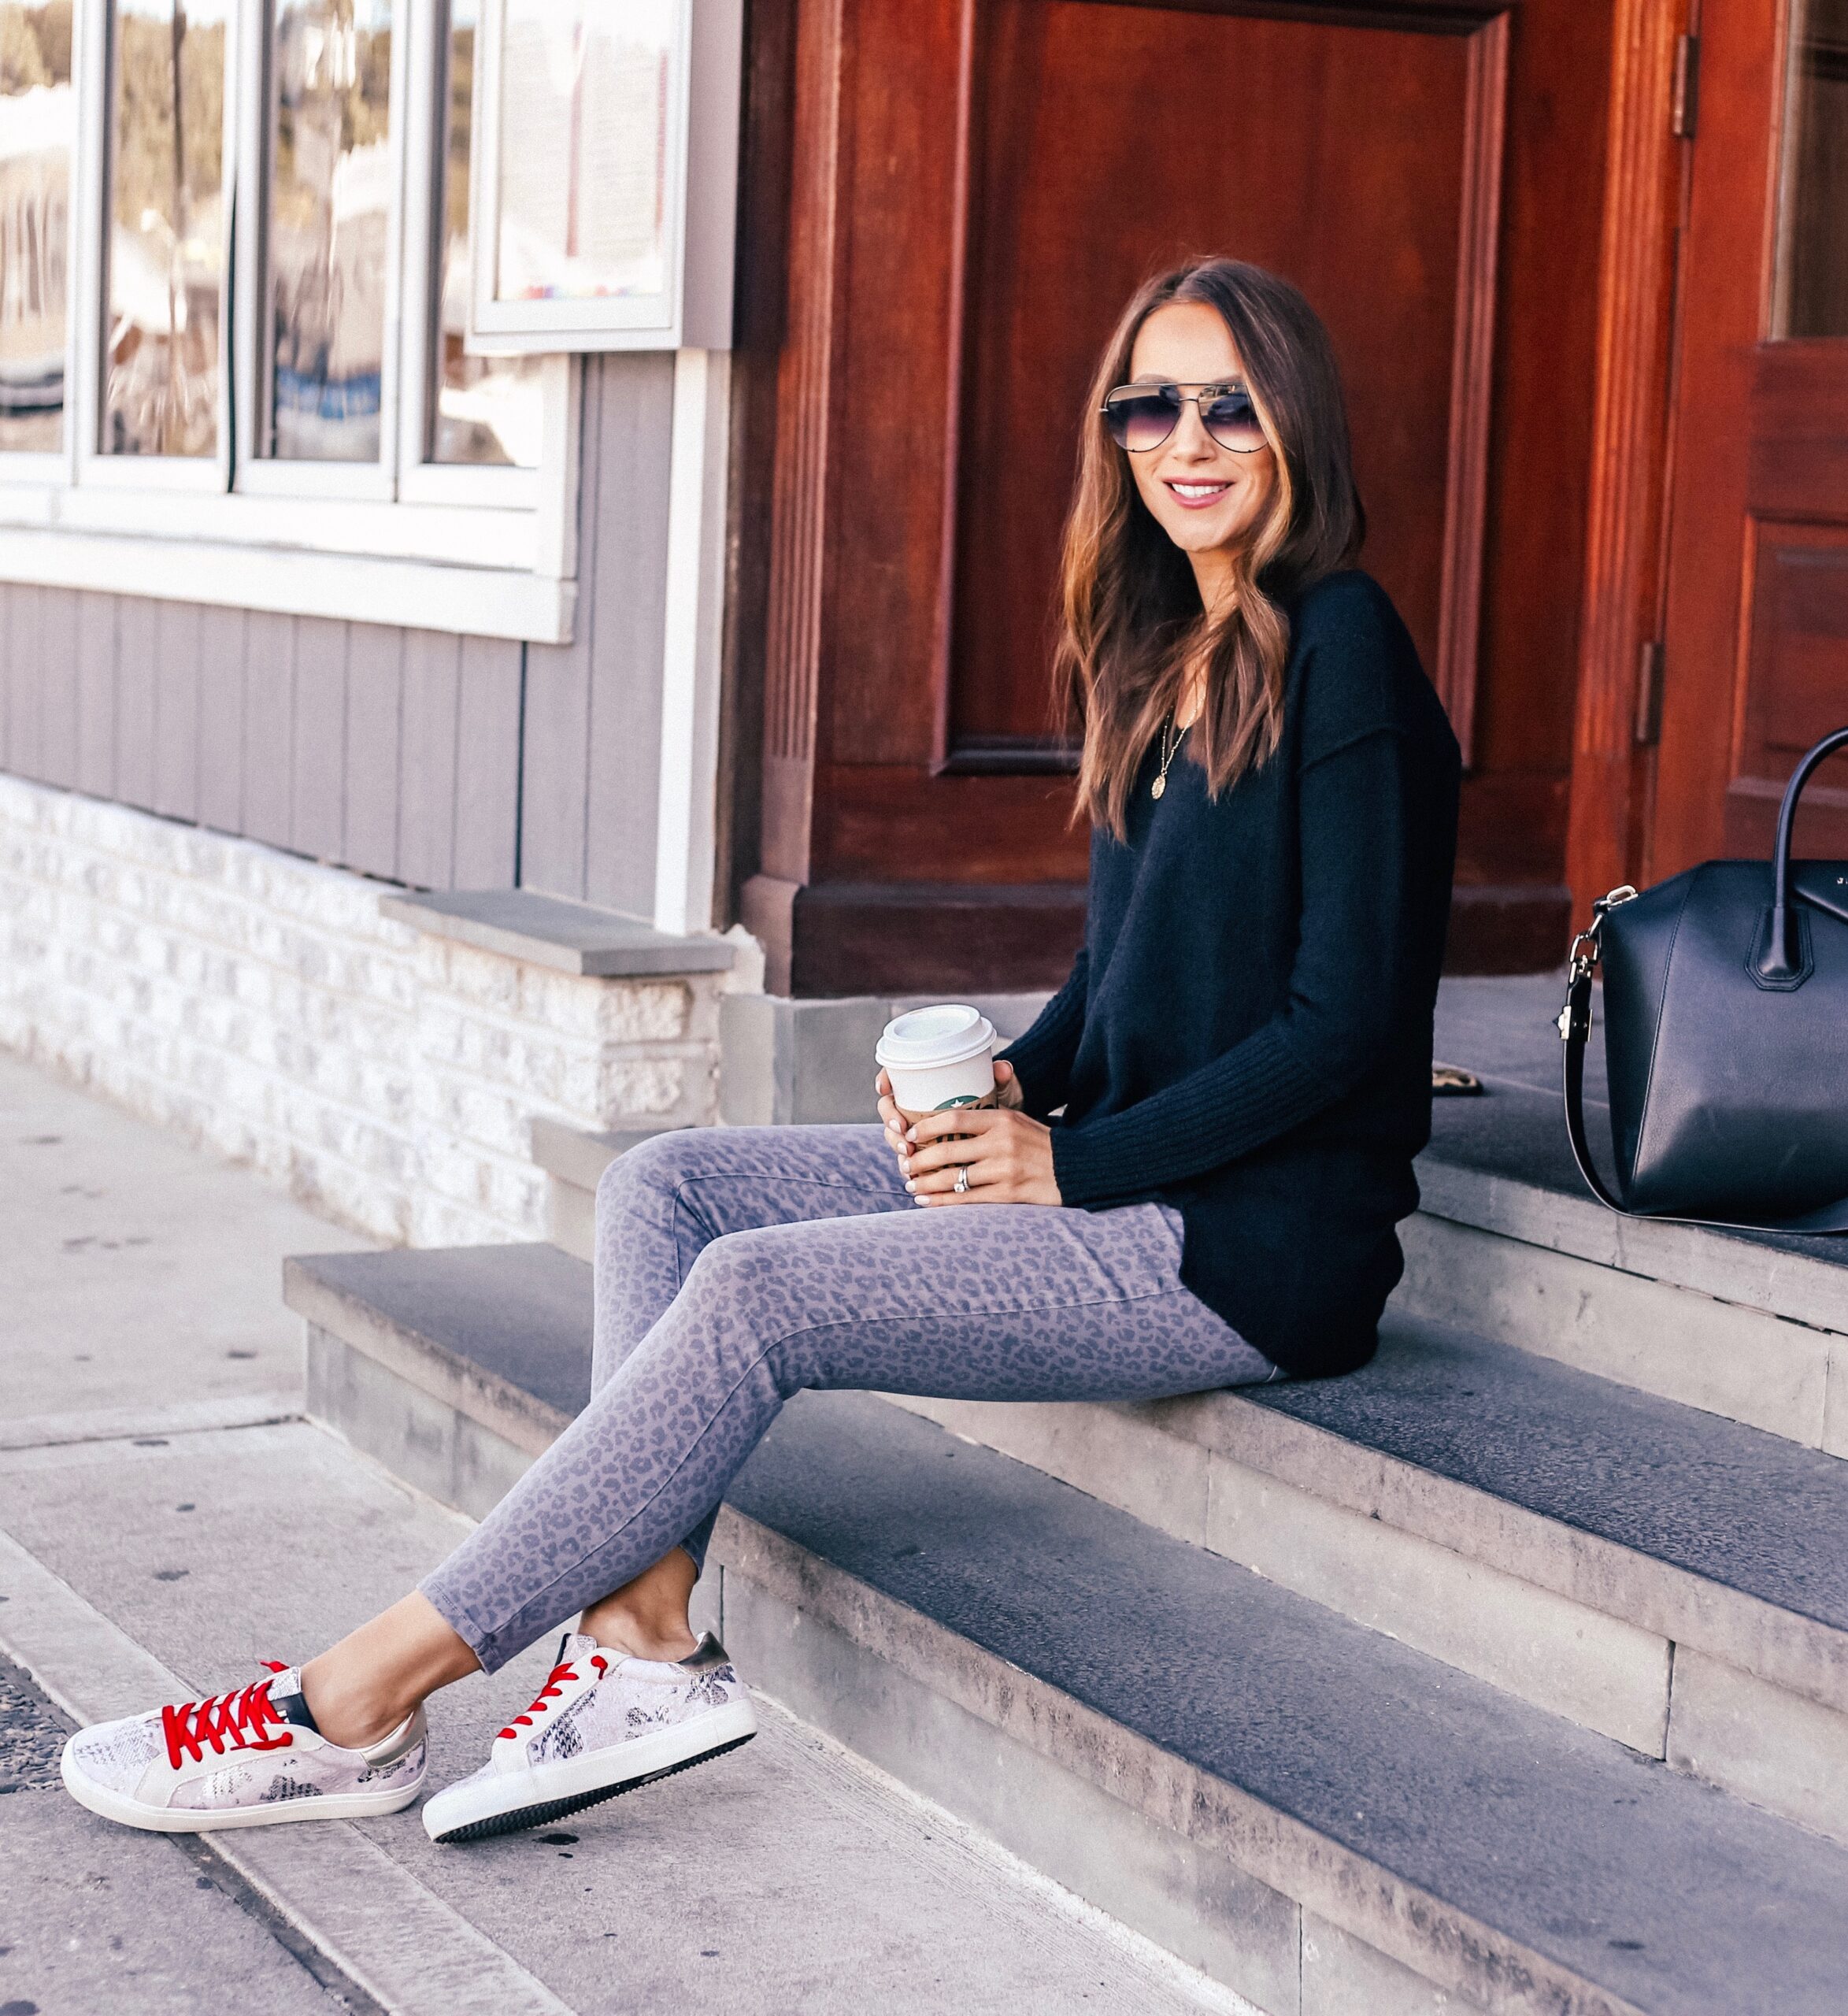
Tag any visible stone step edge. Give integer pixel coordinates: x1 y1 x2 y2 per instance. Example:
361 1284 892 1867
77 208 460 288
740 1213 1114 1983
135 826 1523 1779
281 1260 563 1462
1396 1209 1848 1460
1414 1157 1848 1339
296 1301 1634 2016
883 1376 1848 1733
709 1500 1623 2016
878 1384 1848 1847
285 1243 1848 1859
527 1117 677 1198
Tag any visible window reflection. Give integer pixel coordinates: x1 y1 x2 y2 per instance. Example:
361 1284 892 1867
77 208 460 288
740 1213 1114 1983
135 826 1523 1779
267 0 393 460
102 0 228 457
1776 0 1848 338
0 2 72 453
430 0 540 467
494 0 673 306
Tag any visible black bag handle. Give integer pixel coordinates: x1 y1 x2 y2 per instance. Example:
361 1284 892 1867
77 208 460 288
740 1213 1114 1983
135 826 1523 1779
1559 718 1848 1234
1760 723 1848 980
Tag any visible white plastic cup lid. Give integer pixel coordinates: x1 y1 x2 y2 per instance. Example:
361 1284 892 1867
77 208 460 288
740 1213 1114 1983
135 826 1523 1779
875 1003 996 1071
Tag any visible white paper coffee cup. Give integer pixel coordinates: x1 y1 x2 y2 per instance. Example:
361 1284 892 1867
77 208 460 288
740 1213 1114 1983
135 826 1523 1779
876 1003 997 1117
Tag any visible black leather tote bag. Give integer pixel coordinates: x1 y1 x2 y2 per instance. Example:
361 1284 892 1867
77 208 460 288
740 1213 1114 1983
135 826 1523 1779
1559 724 1848 1235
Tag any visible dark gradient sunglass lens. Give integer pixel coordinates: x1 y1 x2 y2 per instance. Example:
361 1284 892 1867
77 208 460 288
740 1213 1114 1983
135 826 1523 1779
1104 391 1180 451
1205 394 1264 453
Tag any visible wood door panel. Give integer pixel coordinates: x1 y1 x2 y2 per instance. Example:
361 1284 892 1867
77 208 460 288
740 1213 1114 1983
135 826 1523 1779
1454 769 1569 884
1724 519 1848 854
746 0 1620 986
822 0 968 764
1749 344 1848 517
813 0 1508 779
816 763 1092 880
947 0 1481 762
1654 0 1848 873
1652 0 1775 874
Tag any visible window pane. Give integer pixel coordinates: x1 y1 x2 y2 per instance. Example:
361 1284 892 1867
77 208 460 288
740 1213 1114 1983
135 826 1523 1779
267 0 393 460
429 0 539 466
102 0 228 457
493 0 674 307
1775 0 1848 338
0 2 72 453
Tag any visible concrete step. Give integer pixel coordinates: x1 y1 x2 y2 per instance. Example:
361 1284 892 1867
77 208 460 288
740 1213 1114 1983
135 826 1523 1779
283 1243 1848 2015
894 1309 1848 1842
283 1243 1848 1844
1402 1077 1848 1455
528 1117 679 1265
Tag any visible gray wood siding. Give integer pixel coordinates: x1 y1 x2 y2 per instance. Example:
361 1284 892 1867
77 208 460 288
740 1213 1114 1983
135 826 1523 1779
74 591 118 799
0 356 674 908
519 351 676 917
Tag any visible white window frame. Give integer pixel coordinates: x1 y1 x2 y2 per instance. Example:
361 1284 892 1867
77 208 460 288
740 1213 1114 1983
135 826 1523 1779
467 0 688 352
75 0 240 498
396 0 540 512
0 2 86 486
0 0 580 643
466 0 740 357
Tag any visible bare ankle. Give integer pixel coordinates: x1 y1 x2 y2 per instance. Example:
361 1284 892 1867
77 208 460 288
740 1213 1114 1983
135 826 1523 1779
295 1593 477 1750
299 1658 408 1751
580 1608 698 1665
580 1545 701 1664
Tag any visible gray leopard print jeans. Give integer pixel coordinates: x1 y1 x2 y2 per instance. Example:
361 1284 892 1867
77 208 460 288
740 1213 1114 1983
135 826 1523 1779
420 1123 1282 1672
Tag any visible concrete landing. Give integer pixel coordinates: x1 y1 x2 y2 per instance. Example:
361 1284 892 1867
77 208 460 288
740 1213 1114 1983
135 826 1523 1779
0 1418 1239 2015
0 1047 372 1425
1 1647 349 2016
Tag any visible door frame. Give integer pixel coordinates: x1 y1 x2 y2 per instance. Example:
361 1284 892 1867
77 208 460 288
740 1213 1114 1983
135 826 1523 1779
731 0 1634 989
1564 0 1696 920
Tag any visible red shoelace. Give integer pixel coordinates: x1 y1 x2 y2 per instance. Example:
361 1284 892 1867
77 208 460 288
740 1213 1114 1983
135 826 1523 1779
161 1668 294 1771
498 1653 607 1740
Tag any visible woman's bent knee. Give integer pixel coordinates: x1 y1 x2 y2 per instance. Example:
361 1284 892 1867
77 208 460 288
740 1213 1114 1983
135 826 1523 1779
677 1225 764 1299
597 1124 810 1204
593 1125 725 1230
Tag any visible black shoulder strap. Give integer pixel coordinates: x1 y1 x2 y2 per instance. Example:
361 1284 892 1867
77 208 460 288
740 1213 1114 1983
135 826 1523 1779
1560 967 1848 1236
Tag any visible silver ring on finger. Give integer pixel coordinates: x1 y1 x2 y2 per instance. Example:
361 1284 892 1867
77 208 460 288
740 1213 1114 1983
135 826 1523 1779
954 1163 969 1194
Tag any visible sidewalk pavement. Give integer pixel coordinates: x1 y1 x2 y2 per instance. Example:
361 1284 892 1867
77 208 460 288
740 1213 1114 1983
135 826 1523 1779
0 1047 1250 2016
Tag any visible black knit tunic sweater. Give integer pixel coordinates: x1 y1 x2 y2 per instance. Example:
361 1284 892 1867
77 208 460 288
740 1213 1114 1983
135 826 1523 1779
996 569 1461 1378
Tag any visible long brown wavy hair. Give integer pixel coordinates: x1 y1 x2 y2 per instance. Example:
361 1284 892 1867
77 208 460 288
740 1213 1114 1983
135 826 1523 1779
1056 258 1365 840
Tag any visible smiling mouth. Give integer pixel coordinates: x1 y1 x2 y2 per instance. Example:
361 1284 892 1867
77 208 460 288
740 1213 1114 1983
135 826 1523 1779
1166 480 1232 508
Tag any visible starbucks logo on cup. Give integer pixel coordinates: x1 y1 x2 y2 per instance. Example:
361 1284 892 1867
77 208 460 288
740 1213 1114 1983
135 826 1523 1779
876 1004 998 1119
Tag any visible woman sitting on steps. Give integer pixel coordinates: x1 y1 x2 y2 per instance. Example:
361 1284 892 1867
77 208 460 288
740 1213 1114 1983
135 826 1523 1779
61 256 1461 1845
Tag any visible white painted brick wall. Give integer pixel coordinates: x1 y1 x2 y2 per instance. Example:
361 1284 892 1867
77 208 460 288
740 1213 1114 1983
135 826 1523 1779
0 773 748 1247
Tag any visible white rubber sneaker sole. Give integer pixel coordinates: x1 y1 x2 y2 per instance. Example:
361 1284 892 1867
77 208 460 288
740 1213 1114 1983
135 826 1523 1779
424 1693 759 1844
60 1740 427 1834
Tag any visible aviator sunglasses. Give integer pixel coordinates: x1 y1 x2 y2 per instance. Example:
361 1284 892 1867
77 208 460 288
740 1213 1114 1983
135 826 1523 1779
1100 380 1267 455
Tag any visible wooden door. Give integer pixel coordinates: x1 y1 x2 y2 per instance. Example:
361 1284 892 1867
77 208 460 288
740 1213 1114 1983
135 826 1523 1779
739 0 1614 994
1653 0 1848 875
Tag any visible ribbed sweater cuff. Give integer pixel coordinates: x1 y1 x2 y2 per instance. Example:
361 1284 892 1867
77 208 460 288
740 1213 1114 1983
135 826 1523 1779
995 993 1086 1120
1048 1024 1331 1204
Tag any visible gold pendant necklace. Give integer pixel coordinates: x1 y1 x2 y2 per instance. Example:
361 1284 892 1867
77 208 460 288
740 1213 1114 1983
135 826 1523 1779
1152 712 1189 799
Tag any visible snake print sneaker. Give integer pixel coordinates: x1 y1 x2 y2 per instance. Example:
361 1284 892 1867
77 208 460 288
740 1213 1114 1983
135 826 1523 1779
422 1630 756 1844
61 1661 427 1833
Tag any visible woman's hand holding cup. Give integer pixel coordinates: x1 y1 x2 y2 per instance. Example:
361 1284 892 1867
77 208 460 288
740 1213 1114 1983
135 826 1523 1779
876 1059 1060 1206
874 1004 1061 1206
